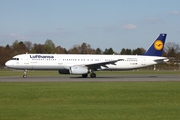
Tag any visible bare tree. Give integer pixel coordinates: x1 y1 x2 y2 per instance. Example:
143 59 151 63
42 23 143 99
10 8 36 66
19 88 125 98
24 41 32 52
68 43 95 54
68 46 79 54
165 42 180 59
54 46 67 54
31 44 45 53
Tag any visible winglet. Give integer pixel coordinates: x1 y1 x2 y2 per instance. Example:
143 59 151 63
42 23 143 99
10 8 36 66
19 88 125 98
143 34 167 56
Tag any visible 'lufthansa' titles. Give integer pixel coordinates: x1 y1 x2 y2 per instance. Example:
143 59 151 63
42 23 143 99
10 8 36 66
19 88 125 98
30 55 54 59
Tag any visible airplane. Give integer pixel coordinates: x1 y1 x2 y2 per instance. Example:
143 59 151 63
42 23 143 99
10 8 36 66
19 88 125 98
5 33 168 78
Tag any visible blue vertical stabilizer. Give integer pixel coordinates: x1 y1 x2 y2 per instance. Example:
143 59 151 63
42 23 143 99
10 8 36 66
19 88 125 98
143 34 167 56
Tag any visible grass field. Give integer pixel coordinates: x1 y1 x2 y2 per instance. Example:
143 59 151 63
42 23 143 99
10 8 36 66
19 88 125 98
0 70 180 119
0 82 180 120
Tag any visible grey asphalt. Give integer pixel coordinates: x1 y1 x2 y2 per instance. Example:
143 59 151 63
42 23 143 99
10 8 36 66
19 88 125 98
0 74 180 82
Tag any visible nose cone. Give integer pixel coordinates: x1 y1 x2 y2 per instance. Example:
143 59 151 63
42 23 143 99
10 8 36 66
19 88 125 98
5 61 11 68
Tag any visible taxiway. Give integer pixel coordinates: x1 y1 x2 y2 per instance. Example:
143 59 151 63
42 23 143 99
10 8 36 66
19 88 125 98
0 74 180 82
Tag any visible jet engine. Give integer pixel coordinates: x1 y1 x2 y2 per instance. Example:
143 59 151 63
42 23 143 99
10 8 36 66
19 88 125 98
69 66 88 74
58 66 88 75
58 69 70 74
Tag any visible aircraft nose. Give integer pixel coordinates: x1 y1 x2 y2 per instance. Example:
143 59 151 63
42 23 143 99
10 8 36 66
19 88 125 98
5 61 12 67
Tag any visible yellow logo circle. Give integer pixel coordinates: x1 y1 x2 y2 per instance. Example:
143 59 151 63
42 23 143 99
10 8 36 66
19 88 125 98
154 40 163 50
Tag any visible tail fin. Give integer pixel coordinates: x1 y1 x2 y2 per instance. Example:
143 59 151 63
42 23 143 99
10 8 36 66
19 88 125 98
143 33 167 56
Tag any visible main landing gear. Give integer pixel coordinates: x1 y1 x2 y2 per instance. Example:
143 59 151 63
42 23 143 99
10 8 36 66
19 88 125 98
23 70 27 78
82 74 88 78
90 72 96 78
82 72 97 78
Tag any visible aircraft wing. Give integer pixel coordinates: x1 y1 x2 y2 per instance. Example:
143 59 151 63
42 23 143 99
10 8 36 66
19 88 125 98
84 59 123 70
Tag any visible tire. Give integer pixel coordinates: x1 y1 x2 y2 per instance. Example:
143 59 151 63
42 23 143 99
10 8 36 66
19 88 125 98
90 73 96 78
82 74 88 78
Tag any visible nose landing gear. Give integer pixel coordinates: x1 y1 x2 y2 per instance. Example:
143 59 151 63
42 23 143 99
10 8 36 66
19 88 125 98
23 70 27 78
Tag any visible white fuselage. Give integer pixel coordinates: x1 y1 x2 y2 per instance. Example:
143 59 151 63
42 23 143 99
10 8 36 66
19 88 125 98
5 54 168 70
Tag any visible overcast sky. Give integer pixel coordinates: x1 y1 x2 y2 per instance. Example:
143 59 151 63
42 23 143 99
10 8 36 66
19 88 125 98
0 0 180 52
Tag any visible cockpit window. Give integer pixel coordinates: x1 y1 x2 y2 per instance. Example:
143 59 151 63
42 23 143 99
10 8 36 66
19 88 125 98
11 58 19 60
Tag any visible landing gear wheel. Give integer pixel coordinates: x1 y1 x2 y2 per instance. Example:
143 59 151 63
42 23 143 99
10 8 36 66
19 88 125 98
82 74 88 78
23 75 27 78
23 70 27 78
90 73 96 78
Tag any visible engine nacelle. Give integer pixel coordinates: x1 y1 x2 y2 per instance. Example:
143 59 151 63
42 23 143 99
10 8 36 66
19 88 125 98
69 66 88 74
58 69 70 74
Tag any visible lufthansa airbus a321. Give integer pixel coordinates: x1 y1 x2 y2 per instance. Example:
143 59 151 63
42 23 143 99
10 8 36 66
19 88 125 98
5 34 168 78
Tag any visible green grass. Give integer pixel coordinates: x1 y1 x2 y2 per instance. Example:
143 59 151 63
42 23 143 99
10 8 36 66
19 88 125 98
0 82 180 120
0 69 180 77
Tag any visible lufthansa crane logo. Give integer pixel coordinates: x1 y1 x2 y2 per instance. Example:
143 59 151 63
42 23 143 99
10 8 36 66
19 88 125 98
154 40 163 50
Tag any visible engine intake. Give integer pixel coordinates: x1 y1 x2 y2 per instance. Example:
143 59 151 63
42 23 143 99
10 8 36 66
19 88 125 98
58 69 70 74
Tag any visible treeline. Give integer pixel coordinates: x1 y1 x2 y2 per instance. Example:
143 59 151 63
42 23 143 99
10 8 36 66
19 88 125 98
0 39 180 67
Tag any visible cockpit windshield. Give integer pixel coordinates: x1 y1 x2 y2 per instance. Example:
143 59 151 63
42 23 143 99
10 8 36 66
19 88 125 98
11 58 19 60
